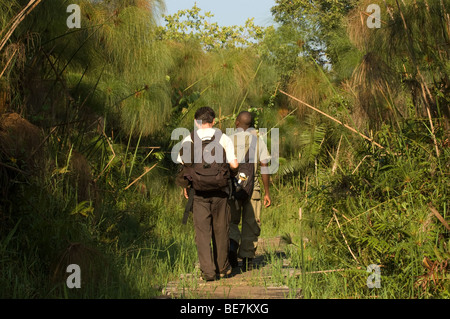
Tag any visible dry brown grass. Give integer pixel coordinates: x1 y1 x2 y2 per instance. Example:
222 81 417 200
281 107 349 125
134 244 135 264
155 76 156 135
0 112 43 170
286 64 333 119
346 0 384 51
51 242 107 287
70 151 94 202
350 52 399 126
0 80 8 115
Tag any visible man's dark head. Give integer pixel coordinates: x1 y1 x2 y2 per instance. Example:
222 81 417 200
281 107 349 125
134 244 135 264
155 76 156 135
235 111 253 130
194 106 216 124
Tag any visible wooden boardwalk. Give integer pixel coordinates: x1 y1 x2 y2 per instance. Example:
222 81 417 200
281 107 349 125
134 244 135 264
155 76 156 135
161 237 303 299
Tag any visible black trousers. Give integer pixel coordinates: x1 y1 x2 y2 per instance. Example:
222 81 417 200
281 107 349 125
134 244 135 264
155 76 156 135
193 191 231 278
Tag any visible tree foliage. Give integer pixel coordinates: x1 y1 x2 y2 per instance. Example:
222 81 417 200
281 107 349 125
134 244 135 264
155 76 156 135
158 4 266 50
0 0 448 299
271 0 357 65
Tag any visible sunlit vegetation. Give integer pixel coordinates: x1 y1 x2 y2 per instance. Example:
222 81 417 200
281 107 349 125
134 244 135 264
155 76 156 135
0 0 448 298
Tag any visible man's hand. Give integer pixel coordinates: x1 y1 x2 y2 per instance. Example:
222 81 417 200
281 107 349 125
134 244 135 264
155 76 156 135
229 158 239 172
183 188 189 199
263 193 271 208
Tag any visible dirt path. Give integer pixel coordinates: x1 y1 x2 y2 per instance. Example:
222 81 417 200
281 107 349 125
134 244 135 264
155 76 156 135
161 237 302 299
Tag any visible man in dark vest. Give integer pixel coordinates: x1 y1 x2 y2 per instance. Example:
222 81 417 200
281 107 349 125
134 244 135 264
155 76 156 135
228 111 271 271
177 107 239 281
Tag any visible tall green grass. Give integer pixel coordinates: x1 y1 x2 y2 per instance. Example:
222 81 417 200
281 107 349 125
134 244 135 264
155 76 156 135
1 0 447 300
260 119 449 299
1 123 447 298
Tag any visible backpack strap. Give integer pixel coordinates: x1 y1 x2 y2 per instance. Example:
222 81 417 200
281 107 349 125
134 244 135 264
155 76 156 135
234 132 258 166
189 130 221 161
191 129 226 164
182 187 195 225
190 129 219 142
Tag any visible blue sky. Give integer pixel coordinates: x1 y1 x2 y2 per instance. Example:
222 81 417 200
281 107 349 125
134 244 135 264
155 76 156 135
161 0 276 27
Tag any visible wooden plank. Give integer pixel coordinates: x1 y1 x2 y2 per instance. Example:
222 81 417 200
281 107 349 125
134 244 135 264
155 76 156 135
160 237 301 299
163 283 301 299
256 236 285 254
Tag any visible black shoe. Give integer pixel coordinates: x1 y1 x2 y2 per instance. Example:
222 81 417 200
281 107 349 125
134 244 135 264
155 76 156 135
241 258 253 272
229 239 239 268
219 266 232 278
200 273 217 282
